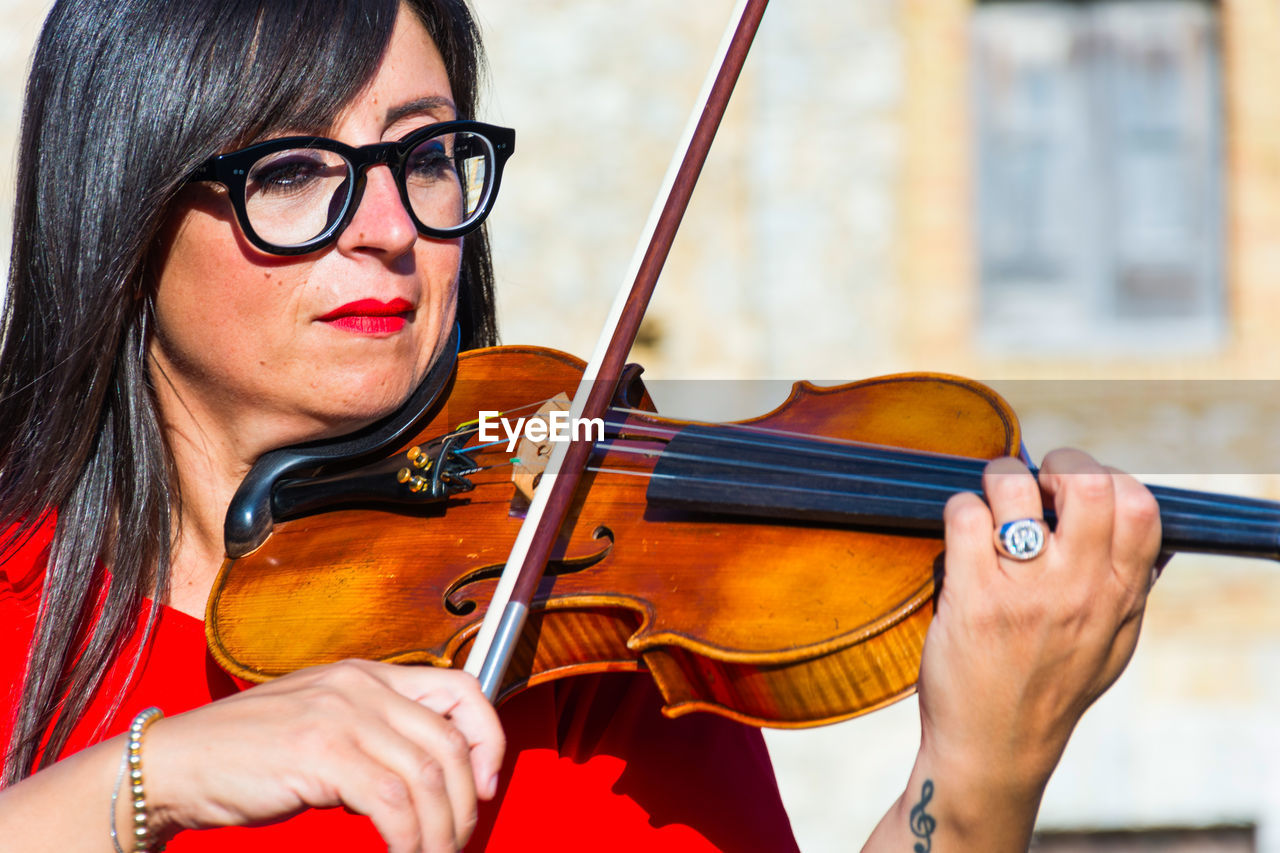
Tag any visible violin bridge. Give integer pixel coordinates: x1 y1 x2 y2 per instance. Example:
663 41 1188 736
511 392 572 505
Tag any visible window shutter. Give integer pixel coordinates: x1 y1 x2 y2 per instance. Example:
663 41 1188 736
972 0 1223 352
974 4 1093 338
1089 1 1222 320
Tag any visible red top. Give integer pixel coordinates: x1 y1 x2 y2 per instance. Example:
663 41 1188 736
0 521 798 851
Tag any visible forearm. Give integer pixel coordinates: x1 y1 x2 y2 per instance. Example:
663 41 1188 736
0 734 146 853
862 747 1047 853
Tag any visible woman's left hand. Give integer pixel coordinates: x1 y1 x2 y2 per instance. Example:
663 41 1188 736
863 447 1162 852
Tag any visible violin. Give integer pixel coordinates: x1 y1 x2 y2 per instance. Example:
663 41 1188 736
206 343 1280 728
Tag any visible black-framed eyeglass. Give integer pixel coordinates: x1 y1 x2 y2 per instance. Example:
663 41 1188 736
188 120 516 256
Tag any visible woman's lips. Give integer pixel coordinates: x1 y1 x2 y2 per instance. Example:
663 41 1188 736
318 298 414 334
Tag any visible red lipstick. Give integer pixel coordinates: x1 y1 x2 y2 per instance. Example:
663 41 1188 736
318 298 413 334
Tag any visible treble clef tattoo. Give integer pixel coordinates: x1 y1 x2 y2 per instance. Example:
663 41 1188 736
909 779 936 853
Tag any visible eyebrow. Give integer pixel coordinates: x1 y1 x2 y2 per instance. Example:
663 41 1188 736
385 96 458 127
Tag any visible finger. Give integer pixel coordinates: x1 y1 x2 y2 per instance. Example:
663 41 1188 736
313 737 431 853
384 687 487 848
330 662 485 850
942 490 999 597
353 714 463 853
365 665 505 801
1037 448 1115 579
1103 466 1162 595
984 456 1045 523
982 456 1048 568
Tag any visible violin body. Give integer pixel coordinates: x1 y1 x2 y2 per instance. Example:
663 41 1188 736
207 345 1021 728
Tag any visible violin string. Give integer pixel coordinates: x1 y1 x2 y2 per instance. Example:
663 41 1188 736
463 404 988 484
455 398 980 478
580 465 1280 532
580 464 958 507
549 465 1280 540
603 413 1280 518
447 402 1280 528
470 441 946 497
454 399 1280 511
460 415 983 491
577 462 939 501
604 406 990 472
461 446 1280 532
589 440 978 499
1141 483 1280 514
594 446 1280 529
601 420 988 481
461 427 1280 527
596 414 1280 519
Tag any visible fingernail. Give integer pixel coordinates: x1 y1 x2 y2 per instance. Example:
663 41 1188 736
487 773 500 798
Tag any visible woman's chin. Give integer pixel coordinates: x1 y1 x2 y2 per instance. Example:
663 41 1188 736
294 379 422 441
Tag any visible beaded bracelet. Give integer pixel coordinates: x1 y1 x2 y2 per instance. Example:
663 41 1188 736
110 707 164 853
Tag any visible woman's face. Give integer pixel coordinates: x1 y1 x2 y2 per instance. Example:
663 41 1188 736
150 9 461 457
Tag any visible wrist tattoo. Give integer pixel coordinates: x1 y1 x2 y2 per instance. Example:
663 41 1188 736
908 779 936 853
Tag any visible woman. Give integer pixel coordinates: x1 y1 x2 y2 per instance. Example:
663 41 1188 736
0 0 1161 851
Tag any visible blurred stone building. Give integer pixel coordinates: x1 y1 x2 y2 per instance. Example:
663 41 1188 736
4 0 1280 850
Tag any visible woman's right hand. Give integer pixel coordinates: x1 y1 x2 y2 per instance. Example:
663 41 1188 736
140 660 504 853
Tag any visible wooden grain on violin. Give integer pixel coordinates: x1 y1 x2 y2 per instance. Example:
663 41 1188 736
207 346 1021 728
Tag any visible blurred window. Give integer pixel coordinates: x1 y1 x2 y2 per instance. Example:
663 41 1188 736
973 0 1223 353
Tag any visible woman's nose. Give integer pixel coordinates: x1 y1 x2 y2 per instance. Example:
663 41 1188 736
335 165 417 257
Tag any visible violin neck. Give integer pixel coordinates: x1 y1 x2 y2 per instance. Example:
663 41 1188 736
644 425 1280 562
1145 484 1280 560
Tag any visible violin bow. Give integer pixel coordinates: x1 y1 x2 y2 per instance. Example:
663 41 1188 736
464 0 772 700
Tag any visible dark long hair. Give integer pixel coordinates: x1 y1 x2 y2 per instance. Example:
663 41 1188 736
0 0 496 785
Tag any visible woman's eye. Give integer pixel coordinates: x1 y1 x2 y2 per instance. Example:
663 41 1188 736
407 142 455 182
247 153 329 196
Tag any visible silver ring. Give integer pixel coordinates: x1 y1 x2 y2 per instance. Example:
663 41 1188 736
994 518 1048 561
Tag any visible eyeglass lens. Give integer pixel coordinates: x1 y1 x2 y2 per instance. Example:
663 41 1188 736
242 130 493 249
